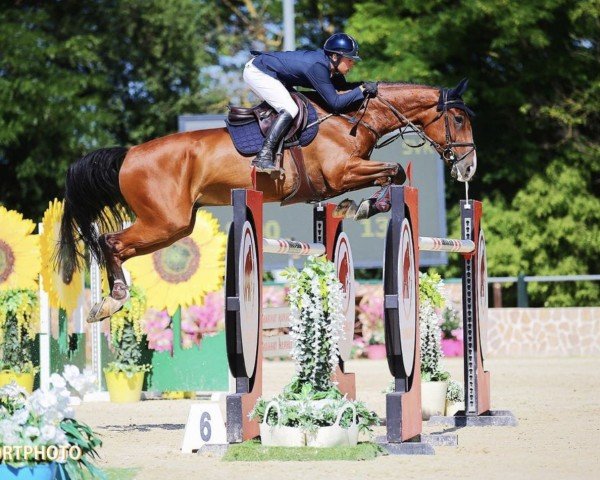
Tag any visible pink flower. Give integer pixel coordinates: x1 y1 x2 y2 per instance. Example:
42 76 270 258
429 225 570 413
451 328 464 342
263 286 286 307
143 310 173 352
149 328 173 352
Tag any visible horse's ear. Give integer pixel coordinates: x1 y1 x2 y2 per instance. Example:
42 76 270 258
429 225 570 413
454 78 469 96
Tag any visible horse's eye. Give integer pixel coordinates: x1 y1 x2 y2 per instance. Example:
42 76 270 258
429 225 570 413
455 115 464 125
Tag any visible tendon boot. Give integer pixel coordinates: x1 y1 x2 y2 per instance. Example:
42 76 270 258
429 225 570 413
252 111 294 173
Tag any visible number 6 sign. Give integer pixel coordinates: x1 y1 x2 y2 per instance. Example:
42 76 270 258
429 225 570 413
181 402 227 453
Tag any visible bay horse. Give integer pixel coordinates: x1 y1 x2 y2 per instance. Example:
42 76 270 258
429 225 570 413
58 79 476 322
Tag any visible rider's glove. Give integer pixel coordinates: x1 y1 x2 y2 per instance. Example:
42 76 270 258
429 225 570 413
362 82 378 98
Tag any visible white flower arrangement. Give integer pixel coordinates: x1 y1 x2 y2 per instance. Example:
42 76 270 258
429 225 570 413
419 272 450 382
284 255 346 391
446 379 464 403
250 256 379 438
0 366 104 479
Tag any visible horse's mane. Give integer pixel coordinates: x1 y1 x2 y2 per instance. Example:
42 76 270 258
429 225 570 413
377 82 440 90
303 80 473 117
301 82 440 116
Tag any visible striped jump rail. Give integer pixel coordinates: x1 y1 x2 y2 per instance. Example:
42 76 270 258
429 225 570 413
418 236 475 253
262 238 326 256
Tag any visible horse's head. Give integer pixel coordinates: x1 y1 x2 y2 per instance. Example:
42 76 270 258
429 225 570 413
372 80 476 182
423 79 477 182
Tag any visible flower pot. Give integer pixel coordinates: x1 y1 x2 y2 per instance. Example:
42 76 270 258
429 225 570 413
0 370 35 393
260 402 306 447
306 403 359 448
445 399 465 417
366 344 387 360
104 370 145 403
0 463 57 480
421 381 448 420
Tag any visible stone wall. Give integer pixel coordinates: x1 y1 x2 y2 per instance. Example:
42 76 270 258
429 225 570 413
487 307 600 357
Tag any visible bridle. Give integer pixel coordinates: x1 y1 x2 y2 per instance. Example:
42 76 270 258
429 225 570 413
345 88 476 167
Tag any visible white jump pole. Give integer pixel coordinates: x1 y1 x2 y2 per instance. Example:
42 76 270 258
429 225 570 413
262 238 326 256
418 236 475 253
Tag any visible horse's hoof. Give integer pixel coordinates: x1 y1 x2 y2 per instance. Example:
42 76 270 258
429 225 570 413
87 296 125 323
354 199 375 221
393 164 407 185
354 198 390 220
333 199 357 218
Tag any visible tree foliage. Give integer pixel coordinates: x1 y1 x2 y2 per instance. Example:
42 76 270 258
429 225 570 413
0 0 227 218
349 0 598 304
0 0 597 305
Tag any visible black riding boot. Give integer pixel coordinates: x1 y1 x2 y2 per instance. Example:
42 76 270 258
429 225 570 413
253 111 294 172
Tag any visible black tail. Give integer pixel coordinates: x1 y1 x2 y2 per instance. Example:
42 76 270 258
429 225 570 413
58 147 129 280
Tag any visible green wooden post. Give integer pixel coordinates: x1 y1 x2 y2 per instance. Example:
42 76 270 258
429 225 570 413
49 309 86 375
146 306 229 392
517 273 529 308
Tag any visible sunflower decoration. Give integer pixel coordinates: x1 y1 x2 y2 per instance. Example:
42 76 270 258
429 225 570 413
0 207 40 291
126 210 227 315
39 199 84 314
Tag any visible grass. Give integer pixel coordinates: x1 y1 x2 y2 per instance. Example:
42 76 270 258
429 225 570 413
82 467 139 480
223 440 383 462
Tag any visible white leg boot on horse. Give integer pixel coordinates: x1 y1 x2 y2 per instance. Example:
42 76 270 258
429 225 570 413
354 163 406 220
334 162 406 220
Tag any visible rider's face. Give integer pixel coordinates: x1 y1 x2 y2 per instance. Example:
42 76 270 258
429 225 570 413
336 56 355 75
338 57 354 75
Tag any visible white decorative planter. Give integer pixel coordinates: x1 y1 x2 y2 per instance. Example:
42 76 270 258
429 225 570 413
259 401 360 448
306 403 359 448
445 400 465 417
260 402 306 447
286 399 336 409
421 381 448 420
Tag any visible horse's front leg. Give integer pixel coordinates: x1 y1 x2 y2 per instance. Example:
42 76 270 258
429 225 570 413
339 158 405 190
333 158 405 219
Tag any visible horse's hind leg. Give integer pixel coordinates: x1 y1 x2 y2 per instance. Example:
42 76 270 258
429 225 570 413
87 204 197 323
86 232 132 323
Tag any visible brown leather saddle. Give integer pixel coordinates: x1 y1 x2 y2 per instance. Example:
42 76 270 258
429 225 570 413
227 91 309 143
226 91 321 206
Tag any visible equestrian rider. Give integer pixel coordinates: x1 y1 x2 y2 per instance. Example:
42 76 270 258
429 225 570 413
243 33 378 173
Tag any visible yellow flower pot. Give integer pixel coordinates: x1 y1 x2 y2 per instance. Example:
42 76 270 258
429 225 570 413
0 370 35 393
104 370 145 403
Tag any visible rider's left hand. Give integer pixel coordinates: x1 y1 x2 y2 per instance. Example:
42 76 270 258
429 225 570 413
362 82 378 97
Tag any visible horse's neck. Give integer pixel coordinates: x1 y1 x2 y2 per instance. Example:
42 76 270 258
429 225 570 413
369 85 439 136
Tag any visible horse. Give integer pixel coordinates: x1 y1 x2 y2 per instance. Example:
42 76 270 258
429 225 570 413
58 79 476 322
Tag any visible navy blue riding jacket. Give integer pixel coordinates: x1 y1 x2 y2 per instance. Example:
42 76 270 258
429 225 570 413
251 49 364 113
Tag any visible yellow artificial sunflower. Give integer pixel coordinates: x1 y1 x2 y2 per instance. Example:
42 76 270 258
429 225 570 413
125 210 227 315
39 199 84 314
0 207 40 291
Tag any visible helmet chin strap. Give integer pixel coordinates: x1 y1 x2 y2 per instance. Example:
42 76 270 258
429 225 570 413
329 54 342 74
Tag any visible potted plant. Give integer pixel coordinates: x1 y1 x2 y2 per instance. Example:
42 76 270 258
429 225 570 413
0 289 39 393
0 365 104 480
419 272 450 420
445 379 465 416
250 256 379 447
357 291 386 359
104 286 151 403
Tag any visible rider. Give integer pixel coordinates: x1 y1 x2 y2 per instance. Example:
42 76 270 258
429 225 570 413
243 33 378 172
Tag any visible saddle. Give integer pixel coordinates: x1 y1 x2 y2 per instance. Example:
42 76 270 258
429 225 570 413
225 92 321 206
227 91 310 142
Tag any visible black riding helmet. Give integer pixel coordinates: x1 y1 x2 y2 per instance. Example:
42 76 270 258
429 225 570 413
323 33 361 61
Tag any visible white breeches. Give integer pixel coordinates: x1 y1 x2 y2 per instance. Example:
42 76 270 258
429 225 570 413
243 59 299 118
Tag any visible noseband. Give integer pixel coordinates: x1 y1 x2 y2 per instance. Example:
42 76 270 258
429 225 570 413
357 89 476 167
